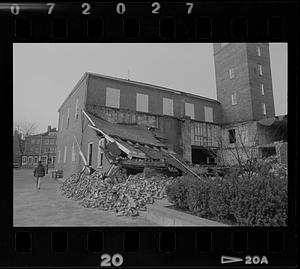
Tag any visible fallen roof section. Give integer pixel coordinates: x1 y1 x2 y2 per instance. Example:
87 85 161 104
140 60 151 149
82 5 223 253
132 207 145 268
258 115 287 128
86 111 166 147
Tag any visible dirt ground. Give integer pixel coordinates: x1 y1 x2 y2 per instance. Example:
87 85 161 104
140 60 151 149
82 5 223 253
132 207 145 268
13 168 156 226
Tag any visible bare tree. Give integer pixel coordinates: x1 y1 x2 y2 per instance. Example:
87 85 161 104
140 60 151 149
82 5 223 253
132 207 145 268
13 120 38 166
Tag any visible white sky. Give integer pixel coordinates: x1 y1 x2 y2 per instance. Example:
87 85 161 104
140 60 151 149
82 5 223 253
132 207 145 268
13 43 287 133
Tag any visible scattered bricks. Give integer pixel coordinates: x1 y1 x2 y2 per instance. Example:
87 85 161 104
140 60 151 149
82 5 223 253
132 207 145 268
60 171 173 217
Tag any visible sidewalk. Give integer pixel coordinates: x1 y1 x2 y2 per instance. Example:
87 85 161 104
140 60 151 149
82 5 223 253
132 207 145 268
13 169 156 226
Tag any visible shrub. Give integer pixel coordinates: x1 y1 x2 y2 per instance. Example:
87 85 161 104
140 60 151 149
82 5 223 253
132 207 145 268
166 176 190 209
166 165 288 226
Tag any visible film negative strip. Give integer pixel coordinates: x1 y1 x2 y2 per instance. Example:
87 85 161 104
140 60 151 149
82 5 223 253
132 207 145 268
2 1 298 268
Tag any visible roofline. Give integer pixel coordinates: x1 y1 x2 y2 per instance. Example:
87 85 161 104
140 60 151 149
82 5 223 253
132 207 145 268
57 72 89 112
86 72 220 104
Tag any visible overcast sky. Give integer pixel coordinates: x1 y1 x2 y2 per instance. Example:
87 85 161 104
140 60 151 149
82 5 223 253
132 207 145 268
13 43 287 134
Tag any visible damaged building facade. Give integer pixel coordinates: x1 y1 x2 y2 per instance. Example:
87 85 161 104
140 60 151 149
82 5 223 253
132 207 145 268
56 43 287 178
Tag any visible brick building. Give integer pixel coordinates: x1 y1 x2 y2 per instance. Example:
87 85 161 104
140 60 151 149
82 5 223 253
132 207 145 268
22 125 57 168
56 43 287 178
13 130 25 166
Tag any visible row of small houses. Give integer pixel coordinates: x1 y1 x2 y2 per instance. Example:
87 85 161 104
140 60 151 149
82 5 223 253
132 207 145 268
13 125 57 168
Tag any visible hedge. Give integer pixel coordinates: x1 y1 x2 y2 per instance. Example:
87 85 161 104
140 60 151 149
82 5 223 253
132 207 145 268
166 162 287 226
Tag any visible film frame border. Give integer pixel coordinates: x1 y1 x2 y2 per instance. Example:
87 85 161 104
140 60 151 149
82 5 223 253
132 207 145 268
2 1 298 267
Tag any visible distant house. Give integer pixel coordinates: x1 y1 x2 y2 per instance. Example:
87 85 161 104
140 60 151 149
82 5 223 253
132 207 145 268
13 130 25 166
56 43 287 179
22 125 57 168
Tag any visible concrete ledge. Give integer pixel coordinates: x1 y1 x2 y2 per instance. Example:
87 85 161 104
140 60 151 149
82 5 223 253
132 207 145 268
143 199 228 226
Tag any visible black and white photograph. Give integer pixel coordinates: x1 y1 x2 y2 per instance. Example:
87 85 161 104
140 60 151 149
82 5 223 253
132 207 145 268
13 43 287 227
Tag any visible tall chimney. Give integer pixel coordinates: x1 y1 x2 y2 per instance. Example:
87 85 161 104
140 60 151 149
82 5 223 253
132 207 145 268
47 125 51 133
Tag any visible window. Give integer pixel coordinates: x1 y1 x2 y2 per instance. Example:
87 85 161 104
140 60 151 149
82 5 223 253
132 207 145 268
228 129 236 144
44 139 49 144
34 156 38 163
50 139 55 145
231 93 237 105
31 139 35 144
75 98 79 120
22 156 27 164
88 143 93 166
136 93 149 113
67 108 70 128
71 142 75 162
257 46 261 56
97 138 105 168
36 139 40 144
221 43 229 47
63 146 67 163
262 103 266 115
163 98 174 116
106 88 120 108
204 106 213 122
258 64 263 76
185 103 194 119
229 68 235 79
60 115 64 131
58 150 61 163
260 83 265 95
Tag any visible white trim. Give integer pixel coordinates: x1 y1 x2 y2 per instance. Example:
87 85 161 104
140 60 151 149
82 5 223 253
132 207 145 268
258 64 263 76
229 68 235 79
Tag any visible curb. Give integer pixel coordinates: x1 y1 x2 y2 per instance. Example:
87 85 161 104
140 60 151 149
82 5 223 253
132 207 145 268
144 199 228 226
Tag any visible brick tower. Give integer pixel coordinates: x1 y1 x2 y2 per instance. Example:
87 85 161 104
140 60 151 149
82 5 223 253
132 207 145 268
213 43 275 124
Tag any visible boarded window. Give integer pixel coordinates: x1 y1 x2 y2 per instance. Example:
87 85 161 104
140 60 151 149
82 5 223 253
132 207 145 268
63 146 67 163
239 129 249 145
260 83 265 95
204 106 213 122
75 98 79 119
136 93 149 113
232 93 237 105
229 68 235 79
106 88 120 108
88 143 93 166
97 138 105 168
163 98 173 116
67 108 70 128
262 103 266 115
258 64 263 76
71 142 75 162
228 129 236 144
60 116 64 131
257 46 261 56
185 103 194 119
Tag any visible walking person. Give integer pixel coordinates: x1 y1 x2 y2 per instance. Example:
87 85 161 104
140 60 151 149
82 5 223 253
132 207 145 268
34 161 45 190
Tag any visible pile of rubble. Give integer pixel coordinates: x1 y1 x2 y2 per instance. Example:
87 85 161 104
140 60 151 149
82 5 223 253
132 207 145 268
60 171 173 217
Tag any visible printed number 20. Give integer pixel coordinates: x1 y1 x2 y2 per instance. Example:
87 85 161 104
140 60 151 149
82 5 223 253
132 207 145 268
101 253 123 267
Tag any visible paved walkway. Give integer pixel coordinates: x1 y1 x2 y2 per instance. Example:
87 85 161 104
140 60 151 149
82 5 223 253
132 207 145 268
13 169 155 226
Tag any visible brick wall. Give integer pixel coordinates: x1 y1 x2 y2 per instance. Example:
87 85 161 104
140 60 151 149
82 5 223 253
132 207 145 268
213 43 275 124
86 74 222 123
56 76 88 178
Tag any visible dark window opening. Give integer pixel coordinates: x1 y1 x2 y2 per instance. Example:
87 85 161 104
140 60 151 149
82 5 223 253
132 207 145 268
228 129 236 144
261 147 276 159
192 147 216 165
88 143 93 166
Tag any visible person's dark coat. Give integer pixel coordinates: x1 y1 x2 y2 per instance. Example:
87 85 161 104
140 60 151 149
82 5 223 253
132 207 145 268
34 164 45 177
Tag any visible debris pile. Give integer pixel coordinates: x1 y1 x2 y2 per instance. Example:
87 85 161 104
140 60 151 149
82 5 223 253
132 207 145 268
60 172 173 217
